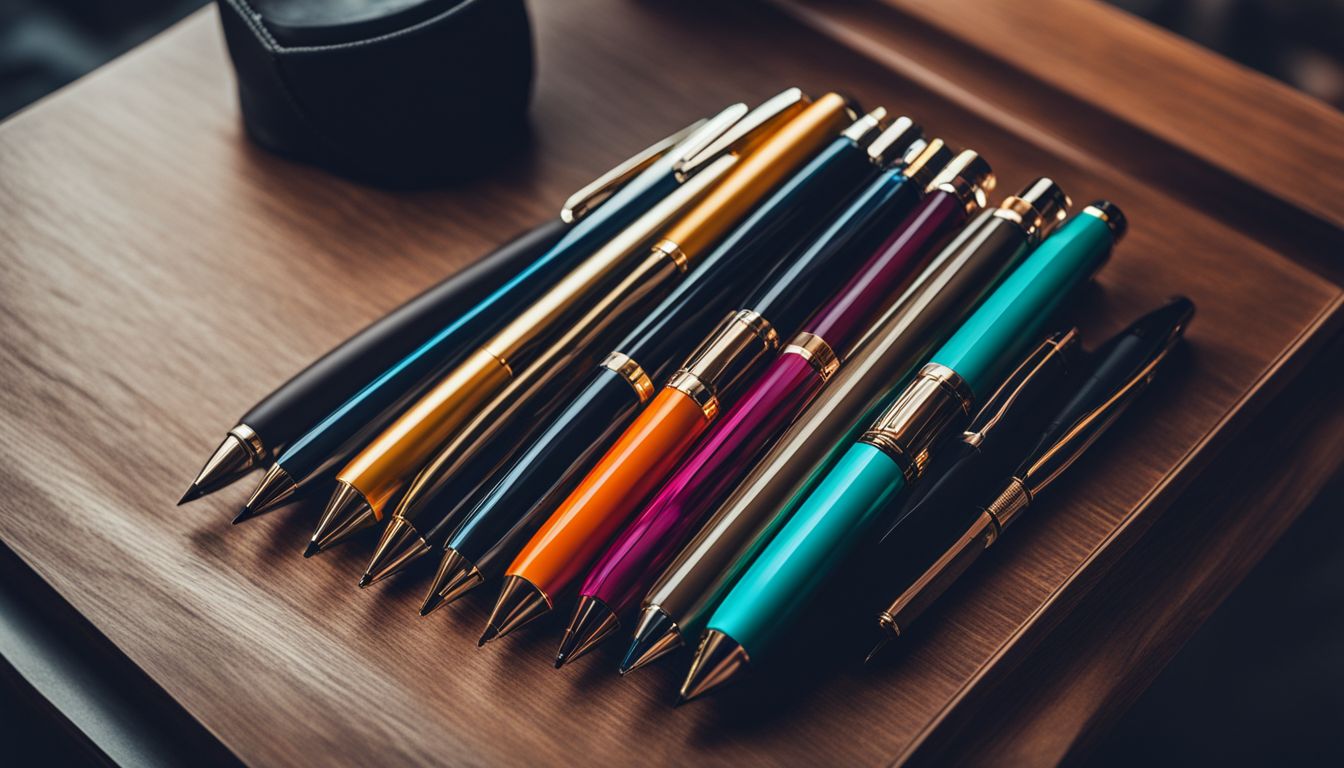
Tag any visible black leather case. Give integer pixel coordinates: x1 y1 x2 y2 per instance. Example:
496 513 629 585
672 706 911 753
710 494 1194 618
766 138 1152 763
217 0 534 185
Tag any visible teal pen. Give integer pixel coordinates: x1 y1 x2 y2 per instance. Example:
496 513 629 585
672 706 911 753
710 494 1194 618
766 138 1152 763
679 200 1126 703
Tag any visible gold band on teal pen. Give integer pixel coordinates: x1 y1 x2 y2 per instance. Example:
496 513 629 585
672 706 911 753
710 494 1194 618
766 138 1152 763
681 201 1126 703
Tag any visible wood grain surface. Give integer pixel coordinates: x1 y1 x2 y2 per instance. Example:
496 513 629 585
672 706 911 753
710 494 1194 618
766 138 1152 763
0 1 1340 765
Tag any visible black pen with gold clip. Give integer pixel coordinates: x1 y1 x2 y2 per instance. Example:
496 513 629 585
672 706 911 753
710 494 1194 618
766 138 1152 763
866 297 1195 660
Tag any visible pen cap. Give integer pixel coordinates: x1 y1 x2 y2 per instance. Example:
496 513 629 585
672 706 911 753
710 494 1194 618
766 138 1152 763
930 200 1122 396
866 117 923 166
924 149 995 212
994 177 1071 243
841 107 890 147
658 93 853 260
899 139 954 188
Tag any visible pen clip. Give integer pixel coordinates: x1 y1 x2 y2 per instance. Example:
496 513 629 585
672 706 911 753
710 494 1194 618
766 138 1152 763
560 117 709 224
964 329 1078 445
1020 311 1189 495
674 87 808 177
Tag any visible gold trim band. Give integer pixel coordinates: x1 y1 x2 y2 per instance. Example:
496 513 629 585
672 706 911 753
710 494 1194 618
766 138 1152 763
229 423 268 461
782 332 839 382
601 352 655 403
652 239 690 273
859 363 974 481
667 371 719 420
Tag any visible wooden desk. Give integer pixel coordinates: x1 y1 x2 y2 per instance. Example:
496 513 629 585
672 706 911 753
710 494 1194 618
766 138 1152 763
1 0 1340 764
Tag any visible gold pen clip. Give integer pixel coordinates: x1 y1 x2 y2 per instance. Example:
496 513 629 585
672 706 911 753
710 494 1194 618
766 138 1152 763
673 87 810 178
560 116 711 224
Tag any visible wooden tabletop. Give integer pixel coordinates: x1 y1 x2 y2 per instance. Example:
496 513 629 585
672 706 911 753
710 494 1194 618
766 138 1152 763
1 0 1340 765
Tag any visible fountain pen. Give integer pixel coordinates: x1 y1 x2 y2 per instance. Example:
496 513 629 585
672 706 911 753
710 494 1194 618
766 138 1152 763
237 101 754 524
417 113 917 616
866 297 1193 660
679 201 1125 703
555 147 993 667
310 90 835 556
479 117 929 646
622 178 1071 676
362 105 890 588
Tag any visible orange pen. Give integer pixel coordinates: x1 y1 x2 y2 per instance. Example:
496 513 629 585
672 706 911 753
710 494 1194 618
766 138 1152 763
479 307 779 644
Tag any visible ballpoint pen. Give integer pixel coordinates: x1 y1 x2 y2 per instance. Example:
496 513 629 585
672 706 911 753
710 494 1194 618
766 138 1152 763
478 117 933 646
353 93 858 582
361 104 891 588
622 178 1072 676
236 100 757 523
679 200 1125 703
555 148 994 667
865 297 1193 661
290 94 811 554
181 218 568 505
418 115 926 617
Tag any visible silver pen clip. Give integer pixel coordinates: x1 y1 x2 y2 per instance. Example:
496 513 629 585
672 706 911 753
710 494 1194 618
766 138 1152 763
674 87 809 178
560 117 709 224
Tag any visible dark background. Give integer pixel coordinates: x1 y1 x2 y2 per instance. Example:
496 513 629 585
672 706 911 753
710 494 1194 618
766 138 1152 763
1 1 1341 764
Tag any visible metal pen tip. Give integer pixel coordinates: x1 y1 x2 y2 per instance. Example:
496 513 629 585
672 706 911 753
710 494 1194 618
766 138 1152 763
363 516 431 587
679 630 750 704
243 465 298 519
357 573 372 589
419 550 483 616
308 481 376 554
302 540 320 558
555 596 620 669
481 576 551 644
177 485 202 506
185 431 261 501
478 625 499 647
865 635 893 664
619 605 682 675
231 506 257 525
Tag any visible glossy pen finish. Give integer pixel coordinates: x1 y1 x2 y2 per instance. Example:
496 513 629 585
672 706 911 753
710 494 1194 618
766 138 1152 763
237 105 747 520
418 109 902 614
683 202 1125 702
556 148 991 665
308 151 742 555
480 117 928 644
870 298 1193 655
181 218 568 505
357 94 859 584
623 178 1071 675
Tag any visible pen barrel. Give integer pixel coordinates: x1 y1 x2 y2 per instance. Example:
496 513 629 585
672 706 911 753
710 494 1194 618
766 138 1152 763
640 207 1037 638
859 363 975 482
710 443 909 652
336 155 736 515
931 203 1118 395
507 387 710 596
806 189 977 358
879 510 998 638
240 219 567 456
433 366 643 565
337 348 511 513
611 138 878 392
392 249 685 529
658 93 852 259
582 352 824 613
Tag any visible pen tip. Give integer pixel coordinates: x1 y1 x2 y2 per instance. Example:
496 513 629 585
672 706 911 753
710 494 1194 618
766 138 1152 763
480 576 551 644
357 573 372 589
620 606 682 675
555 596 620 669
302 540 320 558
177 485 202 506
231 506 255 525
478 625 499 647
679 630 749 704
865 635 893 664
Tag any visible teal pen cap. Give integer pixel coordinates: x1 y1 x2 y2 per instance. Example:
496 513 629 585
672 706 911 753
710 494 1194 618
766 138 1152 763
932 199 1126 396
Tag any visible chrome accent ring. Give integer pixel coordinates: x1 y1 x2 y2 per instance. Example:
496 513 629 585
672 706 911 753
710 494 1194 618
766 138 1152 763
667 371 719 420
601 352 655 403
652 239 690 273
229 424 268 461
782 332 840 382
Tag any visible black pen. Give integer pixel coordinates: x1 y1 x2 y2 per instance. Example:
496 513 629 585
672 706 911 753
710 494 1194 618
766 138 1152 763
866 297 1195 659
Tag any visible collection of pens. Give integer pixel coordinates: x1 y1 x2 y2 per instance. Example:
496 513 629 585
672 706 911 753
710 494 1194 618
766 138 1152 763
183 88 1194 704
